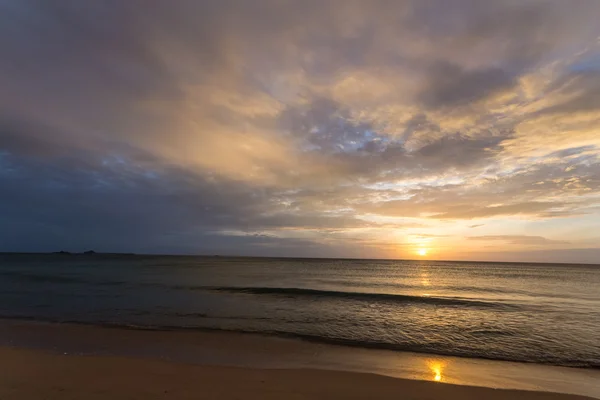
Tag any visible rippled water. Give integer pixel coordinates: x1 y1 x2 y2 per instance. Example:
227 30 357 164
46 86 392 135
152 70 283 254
1 254 599 367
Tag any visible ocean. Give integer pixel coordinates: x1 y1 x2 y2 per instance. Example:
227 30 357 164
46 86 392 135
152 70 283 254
1 254 599 368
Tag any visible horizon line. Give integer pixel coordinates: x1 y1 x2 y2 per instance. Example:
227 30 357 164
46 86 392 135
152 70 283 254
1 251 599 267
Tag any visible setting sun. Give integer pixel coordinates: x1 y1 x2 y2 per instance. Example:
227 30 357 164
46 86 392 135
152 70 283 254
418 248 428 257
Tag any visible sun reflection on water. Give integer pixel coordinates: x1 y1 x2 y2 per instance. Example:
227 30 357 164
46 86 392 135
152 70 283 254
420 272 430 287
427 360 446 383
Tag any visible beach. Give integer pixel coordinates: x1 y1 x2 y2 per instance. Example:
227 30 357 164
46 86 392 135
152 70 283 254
2 345 595 400
1 320 599 400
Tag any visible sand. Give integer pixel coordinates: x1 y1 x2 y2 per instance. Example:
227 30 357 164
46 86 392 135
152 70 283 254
0 345 594 400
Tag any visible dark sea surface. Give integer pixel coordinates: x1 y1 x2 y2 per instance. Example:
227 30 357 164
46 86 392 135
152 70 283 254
1 254 599 368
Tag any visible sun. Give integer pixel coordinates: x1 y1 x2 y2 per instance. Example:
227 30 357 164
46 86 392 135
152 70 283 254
418 248 428 257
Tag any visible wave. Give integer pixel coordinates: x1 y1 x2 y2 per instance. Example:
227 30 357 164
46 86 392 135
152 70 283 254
208 286 519 309
0 271 548 305
0 271 128 286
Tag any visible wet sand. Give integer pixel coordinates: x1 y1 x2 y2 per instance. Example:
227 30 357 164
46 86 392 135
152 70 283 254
1 346 595 400
0 320 598 400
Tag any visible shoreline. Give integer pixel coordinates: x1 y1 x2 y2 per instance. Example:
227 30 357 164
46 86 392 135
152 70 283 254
0 346 595 400
1 319 599 399
1 315 597 370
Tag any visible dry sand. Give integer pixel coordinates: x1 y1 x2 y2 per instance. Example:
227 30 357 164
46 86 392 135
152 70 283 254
0 346 594 400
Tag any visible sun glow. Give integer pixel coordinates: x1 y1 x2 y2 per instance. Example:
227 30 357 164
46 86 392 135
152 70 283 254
427 360 446 382
418 248 428 257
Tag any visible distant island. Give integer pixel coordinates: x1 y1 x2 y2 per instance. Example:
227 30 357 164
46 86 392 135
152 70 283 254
52 250 97 255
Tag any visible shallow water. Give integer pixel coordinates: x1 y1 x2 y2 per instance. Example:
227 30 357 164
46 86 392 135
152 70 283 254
1 254 599 368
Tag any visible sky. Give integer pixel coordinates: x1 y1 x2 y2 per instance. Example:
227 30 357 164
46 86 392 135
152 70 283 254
1 1 600 263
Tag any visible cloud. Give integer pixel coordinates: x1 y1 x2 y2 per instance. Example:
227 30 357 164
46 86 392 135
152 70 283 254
361 197 585 220
411 234 449 239
418 62 515 109
432 202 573 220
451 248 600 264
1 0 600 261
467 235 570 246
